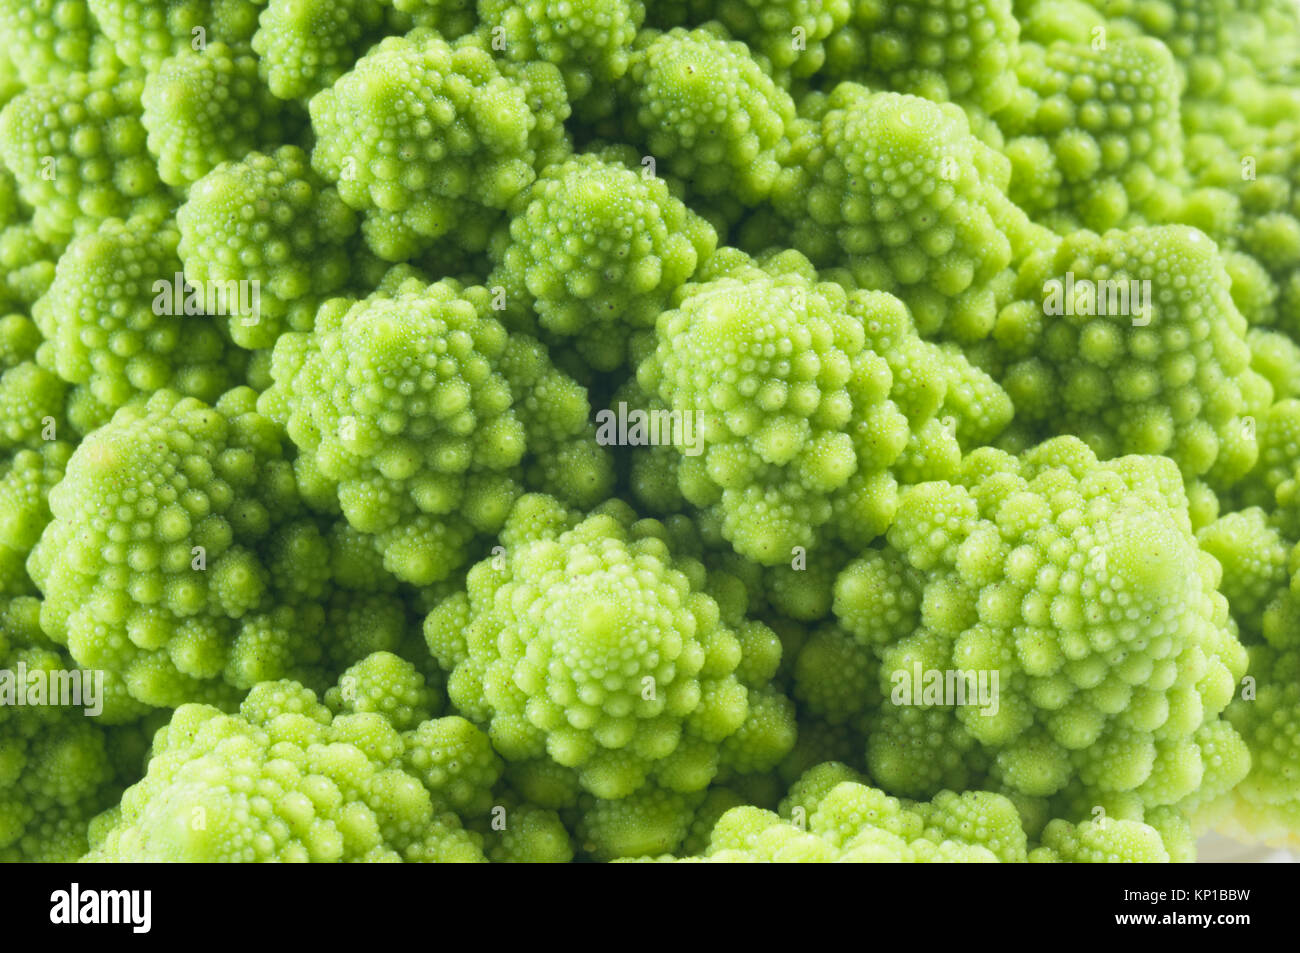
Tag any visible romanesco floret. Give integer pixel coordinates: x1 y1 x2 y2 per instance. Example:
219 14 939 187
423 495 797 805
141 42 290 188
84 654 499 861
32 213 245 433
619 26 796 209
28 388 416 708
762 540 848 623
994 224 1267 485
998 38 1184 232
1217 641 1300 846
646 768 1181 862
1197 508 1291 631
634 251 919 564
1194 505 1300 845
253 0 410 102
0 321 73 593
0 0 118 85
471 793 573 862
1076 0 1300 95
0 596 157 861
392 0 475 34
573 783 707 860
0 440 71 559
0 186 58 309
0 361 67 449
309 29 571 258
86 0 263 71
0 67 169 245
177 145 358 349
647 0 852 84
1028 815 1178 862
822 259 1016 444
488 148 716 370
833 436 1248 813
821 0 1022 117
1075 1 1300 340
1180 83 1300 334
477 0 645 107
258 278 612 585
1246 328 1300 402
1233 399 1300 536
791 624 878 725
775 84 1033 338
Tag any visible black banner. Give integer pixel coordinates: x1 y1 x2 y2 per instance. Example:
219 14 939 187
5 862 1281 941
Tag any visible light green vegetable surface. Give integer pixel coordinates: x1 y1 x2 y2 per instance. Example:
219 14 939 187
0 0 1298 862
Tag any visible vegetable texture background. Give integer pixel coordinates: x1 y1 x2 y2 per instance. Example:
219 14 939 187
0 0 1298 863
